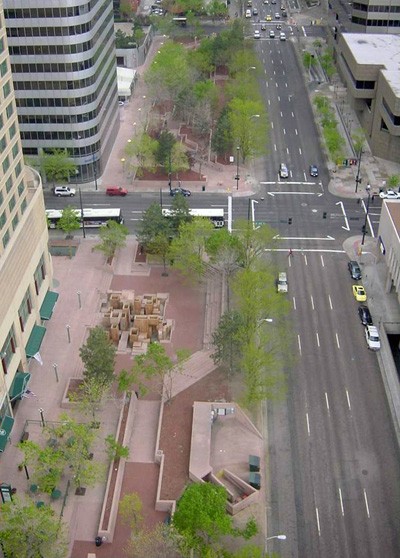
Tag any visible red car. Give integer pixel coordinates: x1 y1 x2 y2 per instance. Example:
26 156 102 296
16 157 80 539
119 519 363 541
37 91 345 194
106 187 128 196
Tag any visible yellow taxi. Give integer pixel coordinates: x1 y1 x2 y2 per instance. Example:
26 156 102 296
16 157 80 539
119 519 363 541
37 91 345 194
352 285 367 302
266 15 272 21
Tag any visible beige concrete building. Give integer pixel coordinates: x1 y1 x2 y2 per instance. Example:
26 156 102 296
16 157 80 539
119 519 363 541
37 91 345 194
351 0 400 34
336 33 400 163
0 8 53 452
378 201 400 297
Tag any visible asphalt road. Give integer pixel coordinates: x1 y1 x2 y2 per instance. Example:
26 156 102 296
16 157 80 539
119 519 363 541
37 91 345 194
44 6 400 556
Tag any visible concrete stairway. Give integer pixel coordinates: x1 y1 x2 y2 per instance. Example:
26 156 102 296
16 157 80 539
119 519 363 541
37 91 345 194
168 349 216 400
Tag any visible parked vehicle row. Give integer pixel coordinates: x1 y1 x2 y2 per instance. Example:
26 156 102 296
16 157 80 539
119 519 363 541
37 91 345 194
278 163 319 179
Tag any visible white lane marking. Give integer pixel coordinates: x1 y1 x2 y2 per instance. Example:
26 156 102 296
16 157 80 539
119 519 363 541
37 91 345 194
265 248 345 253
329 295 333 309
336 332 340 349
285 82 288 87
267 191 317 196
292 111 295 117
310 295 314 310
364 489 370 518
304 254 308 266
286 147 290 154
299 147 302 155
320 254 325 267
260 180 320 185
336 201 350 231
278 96 280 101
325 391 330 412
288 255 292 268
297 334 302 355
338 487 345 516
266 80 269 87
303 172 307 181
274 144 277 151
293 296 296 310
268 99 271 106
315 507 321 536
276 82 279 87
306 412 310 436
283 128 286 135
271 122 274 129
316 332 320 347
302 26 307 37
280 111 283 117
295 128 298 135
271 235 336 241
274 70 276 75
346 388 352 411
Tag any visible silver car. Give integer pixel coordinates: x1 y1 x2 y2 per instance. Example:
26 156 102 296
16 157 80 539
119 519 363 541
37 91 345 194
279 163 289 178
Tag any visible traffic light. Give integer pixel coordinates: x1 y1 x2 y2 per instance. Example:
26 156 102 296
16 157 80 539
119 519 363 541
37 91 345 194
288 217 292 225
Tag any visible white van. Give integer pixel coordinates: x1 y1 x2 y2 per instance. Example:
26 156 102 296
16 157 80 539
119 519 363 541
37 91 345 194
277 272 288 293
53 186 76 197
245 9 252 17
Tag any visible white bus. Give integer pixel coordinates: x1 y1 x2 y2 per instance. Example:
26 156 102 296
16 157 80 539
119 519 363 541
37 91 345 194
162 208 225 228
46 208 124 229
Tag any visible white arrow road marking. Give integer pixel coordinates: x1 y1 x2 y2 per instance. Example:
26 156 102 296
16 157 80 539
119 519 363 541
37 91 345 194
336 201 350 231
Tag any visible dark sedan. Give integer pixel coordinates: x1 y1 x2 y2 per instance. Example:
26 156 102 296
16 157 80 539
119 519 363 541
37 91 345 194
358 305 373 326
309 164 319 177
170 187 191 197
348 260 362 280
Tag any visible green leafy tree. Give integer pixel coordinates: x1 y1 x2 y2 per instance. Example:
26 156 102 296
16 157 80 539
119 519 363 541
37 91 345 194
212 106 233 157
156 130 176 169
127 523 186 558
208 0 228 19
169 218 214 281
232 545 266 558
18 440 65 494
0 497 68 558
228 98 267 162
105 434 130 461
40 149 77 188
119 492 143 532
173 483 233 548
137 202 172 249
71 377 110 423
170 141 190 176
56 206 80 257
145 42 191 102
302 51 316 73
169 193 192 236
124 132 158 176
387 174 400 190
79 326 116 387
147 232 171 275
94 220 129 261
212 310 245 375
119 0 134 20
233 219 276 270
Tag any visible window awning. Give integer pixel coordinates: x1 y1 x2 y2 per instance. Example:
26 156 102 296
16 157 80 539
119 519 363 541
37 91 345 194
25 325 46 358
40 291 59 320
0 415 15 452
9 372 31 402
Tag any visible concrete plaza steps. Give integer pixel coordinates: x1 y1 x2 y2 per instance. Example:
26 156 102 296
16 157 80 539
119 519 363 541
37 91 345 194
168 349 216 400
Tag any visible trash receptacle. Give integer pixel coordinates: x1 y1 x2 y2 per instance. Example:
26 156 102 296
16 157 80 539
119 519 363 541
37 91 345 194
95 536 102 547
202 185 206 192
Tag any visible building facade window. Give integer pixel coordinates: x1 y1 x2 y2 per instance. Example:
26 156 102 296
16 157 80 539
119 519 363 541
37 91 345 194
2 155 10 174
15 161 21 177
9 122 16 139
3 80 11 98
5 176 12 193
2 228 10 248
0 135 6 152
12 213 18 230
18 288 32 331
21 197 27 213
8 195 15 212
0 59 7 77
17 180 24 196
12 142 18 159
1 326 16 373
0 211 6 228
5 102 13 118
34 254 46 294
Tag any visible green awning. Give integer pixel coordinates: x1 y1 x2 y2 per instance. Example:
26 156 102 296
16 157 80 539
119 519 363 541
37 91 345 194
0 415 15 452
9 372 31 402
25 325 46 358
40 291 59 320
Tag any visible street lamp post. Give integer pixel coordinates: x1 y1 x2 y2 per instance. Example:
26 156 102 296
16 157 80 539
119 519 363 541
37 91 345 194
265 534 287 553
355 148 363 193
236 146 240 190
361 183 371 245
93 154 98 191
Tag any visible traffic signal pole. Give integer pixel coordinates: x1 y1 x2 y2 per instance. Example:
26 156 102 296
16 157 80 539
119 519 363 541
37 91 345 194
355 149 363 193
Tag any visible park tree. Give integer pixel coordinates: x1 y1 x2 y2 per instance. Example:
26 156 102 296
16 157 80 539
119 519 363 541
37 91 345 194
137 202 172 249
119 492 143 532
212 106 233 158
228 50 259 78
352 128 365 158
156 130 176 172
207 1 228 21
127 523 186 558
40 149 77 188
232 219 276 270
119 0 134 20
169 217 215 281
105 434 130 461
124 132 158 176
129 342 190 401
0 497 68 558
212 310 245 375
387 174 400 190
147 232 171 275
56 206 80 257
302 51 317 74
228 98 267 163
18 440 65 494
173 483 233 548
79 325 116 387
94 219 129 261
145 42 191 102
170 141 190 176
72 377 109 423
169 193 192 236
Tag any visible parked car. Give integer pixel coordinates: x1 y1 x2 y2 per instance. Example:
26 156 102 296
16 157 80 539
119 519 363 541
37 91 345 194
365 325 380 350
275 12 281 19
106 187 128 196
379 189 400 200
309 164 319 177
254 30 261 39
252 7 258 15
348 260 362 280
279 163 289 178
353 285 367 302
277 272 288 293
280 32 286 40
53 186 76 197
245 9 252 17
358 305 373 326
170 187 191 197
269 30 275 38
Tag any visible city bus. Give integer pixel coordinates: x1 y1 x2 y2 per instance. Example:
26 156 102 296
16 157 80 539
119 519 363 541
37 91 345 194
45 208 124 229
162 208 225 228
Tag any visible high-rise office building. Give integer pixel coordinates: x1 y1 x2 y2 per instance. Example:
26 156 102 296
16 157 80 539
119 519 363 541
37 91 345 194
0 5 54 452
351 1 400 34
3 0 119 183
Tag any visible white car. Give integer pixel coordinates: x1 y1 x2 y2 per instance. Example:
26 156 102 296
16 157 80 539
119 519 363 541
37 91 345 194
245 9 251 17
275 12 281 19
379 189 400 200
269 30 275 38
254 30 261 39
280 32 286 40
365 325 380 350
53 186 76 197
277 272 288 293
279 163 289 178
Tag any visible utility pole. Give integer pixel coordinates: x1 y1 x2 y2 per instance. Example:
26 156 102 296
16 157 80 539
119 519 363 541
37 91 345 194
355 148 363 193
361 184 371 245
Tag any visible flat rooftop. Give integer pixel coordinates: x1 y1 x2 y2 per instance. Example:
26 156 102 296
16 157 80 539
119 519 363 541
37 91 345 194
342 34 400 92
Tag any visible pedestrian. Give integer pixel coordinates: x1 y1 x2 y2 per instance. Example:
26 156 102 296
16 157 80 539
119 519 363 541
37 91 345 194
357 198 360 204
288 248 293 257
371 194 375 203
